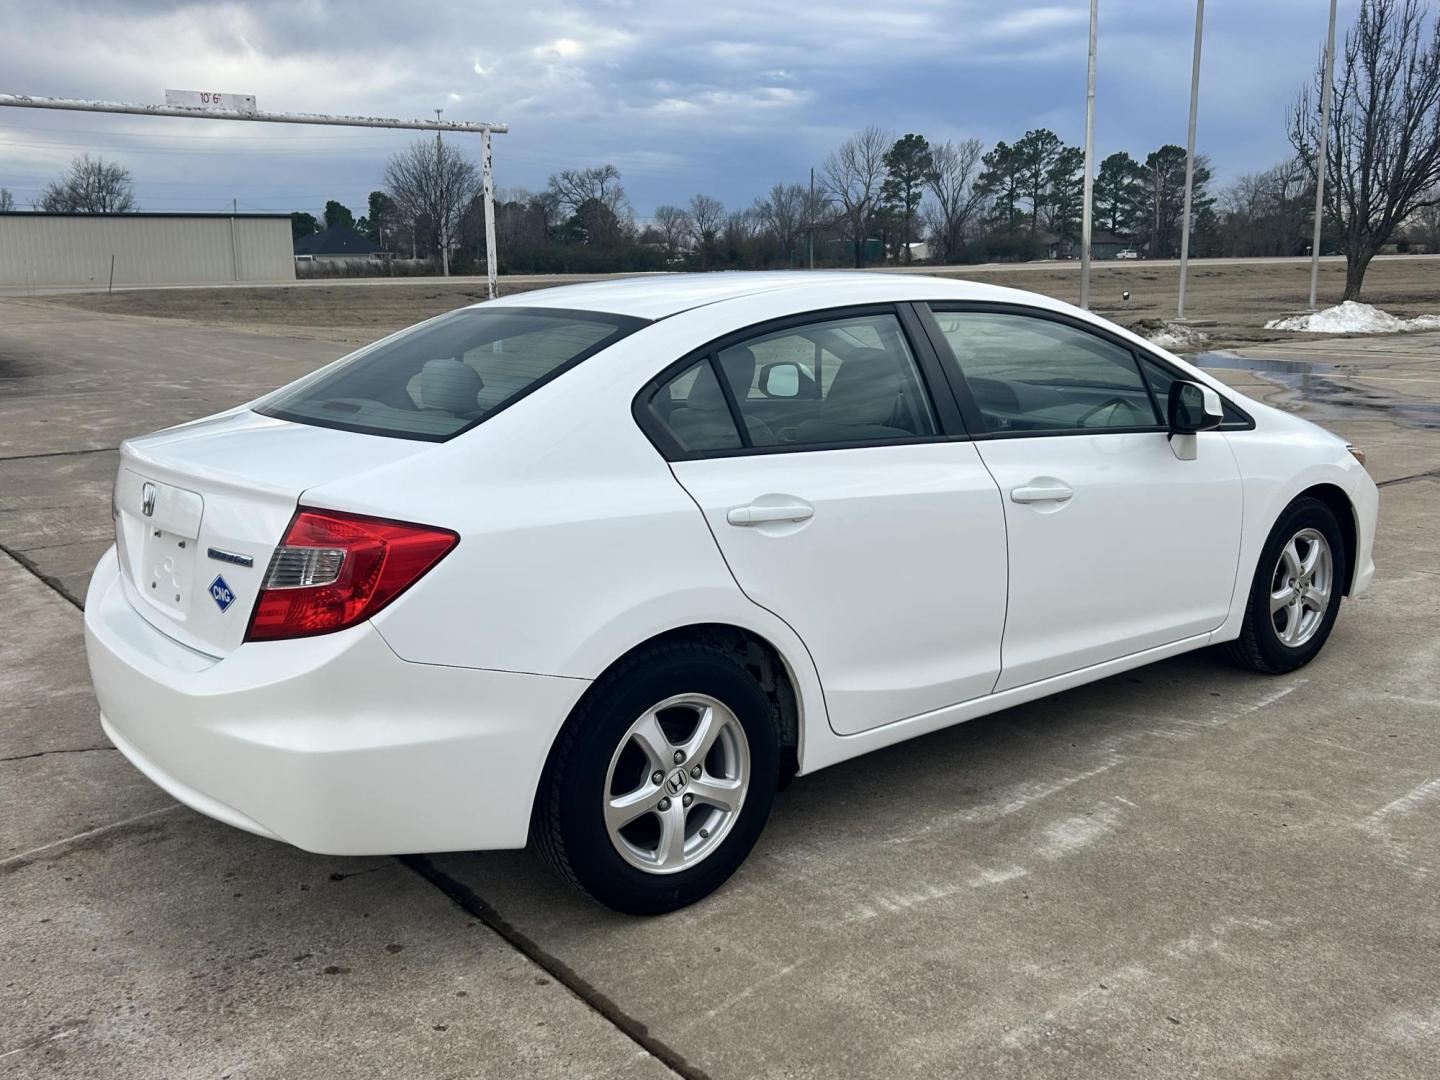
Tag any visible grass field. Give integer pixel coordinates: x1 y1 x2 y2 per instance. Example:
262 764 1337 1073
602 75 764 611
31 256 1440 352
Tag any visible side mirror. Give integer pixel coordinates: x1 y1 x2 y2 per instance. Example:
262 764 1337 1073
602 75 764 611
1168 380 1223 433
759 361 802 399
1167 380 1223 461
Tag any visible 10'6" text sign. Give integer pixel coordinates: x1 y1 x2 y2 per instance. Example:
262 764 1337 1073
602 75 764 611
163 89 257 113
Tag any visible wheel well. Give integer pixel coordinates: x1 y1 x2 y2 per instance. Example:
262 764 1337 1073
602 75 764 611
1297 483 1358 595
579 624 801 781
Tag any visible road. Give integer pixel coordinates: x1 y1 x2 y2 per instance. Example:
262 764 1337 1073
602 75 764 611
2 297 1438 1078
2 253 1433 298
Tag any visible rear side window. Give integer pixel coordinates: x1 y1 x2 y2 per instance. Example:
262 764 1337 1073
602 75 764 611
257 307 643 441
645 361 744 452
643 311 939 457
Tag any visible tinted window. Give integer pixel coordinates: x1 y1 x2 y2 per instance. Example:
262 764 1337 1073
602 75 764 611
646 361 744 452
257 307 639 441
712 312 937 449
932 310 1161 433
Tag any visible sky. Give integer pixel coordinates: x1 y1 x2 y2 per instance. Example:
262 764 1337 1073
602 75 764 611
0 0 1357 224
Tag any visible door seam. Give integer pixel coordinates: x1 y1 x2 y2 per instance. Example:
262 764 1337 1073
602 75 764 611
968 441 1013 695
661 460 836 735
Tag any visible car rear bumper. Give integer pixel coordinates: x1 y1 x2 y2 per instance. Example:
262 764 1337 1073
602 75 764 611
83 547 589 855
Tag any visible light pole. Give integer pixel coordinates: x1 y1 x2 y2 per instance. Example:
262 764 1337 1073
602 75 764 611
1308 0 1338 310
1079 0 1099 310
1176 0 1204 321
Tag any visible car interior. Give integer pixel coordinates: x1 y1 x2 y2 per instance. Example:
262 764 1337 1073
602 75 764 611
258 309 626 439
654 315 939 451
930 311 1164 433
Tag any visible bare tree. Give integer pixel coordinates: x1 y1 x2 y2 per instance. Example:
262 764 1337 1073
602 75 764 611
753 183 807 263
688 193 725 267
38 154 136 213
924 138 986 263
547 165 632 246
652 204 692 257
1218 159 1313 256
1289 0 1440 299
800 181 833 266
384 138 481 274
0 188 14 212
823 125 892 267
724 208 760 245
1413 192 1440 250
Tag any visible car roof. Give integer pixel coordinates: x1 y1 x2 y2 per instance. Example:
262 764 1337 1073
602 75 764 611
475 271 1068 321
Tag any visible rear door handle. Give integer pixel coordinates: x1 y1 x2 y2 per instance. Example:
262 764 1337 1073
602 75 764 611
726 503 815 526
1010 480 1073 504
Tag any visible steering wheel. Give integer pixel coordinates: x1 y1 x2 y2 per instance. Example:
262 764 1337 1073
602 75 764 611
1077 396 1148 427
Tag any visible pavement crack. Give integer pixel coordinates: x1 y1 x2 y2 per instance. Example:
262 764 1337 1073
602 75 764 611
0 745 115 763
1377 469 1440 487
1 805 179 873
0 540 83 609
0 446 118 462
400 854 706 1080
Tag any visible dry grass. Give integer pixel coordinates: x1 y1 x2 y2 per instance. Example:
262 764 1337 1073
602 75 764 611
33 257 1440 351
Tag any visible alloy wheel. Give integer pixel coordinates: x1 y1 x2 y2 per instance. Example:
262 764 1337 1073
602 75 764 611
1270 527 1333 648
602 693 750 875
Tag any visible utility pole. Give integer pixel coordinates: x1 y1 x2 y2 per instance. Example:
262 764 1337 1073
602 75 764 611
808 167 815 269
1176 0 1204 321
1308 0 1338 310
1079 0 1099 310
435 107 449 277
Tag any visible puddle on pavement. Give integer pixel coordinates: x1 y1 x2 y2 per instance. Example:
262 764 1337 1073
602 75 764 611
1195 351 1440 431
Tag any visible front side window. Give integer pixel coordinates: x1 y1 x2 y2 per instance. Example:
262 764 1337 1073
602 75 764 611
258 307 641 441
930 309 1161 434
1140 354 1249 428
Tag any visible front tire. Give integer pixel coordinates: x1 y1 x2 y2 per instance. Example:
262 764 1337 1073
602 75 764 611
531 639 779 915
1223 496 1347 674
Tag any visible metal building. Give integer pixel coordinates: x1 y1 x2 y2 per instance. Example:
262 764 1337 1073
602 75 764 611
0 211 295 288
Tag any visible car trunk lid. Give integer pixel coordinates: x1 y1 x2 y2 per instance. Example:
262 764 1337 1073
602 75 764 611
113 409 432 657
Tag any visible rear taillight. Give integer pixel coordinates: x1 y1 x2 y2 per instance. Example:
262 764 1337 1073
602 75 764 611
245 509 458 642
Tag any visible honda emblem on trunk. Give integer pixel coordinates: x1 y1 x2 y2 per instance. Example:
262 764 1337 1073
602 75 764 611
141 482 157 517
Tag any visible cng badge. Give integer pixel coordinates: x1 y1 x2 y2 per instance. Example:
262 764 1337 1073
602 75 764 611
209 575 236 613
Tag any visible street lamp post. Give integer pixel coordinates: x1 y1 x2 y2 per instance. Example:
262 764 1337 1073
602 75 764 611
1176 0 1204 321
1079 0 1099 310
1308 0 1339 310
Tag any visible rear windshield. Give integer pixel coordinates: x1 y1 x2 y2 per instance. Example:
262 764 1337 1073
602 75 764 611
256 306 645 441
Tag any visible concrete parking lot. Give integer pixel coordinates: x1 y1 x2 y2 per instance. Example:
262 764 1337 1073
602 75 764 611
2 294 1438 1078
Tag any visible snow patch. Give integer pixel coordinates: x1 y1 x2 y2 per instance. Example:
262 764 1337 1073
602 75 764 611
1146 322 1211 351
1266 301 1440 334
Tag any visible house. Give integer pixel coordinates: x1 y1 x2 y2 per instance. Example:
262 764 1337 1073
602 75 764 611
293 225 383 265
1090 230 1130 259
1040 229 1131 260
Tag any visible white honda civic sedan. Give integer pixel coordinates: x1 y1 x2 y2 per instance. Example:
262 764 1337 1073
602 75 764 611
85 272 1377 913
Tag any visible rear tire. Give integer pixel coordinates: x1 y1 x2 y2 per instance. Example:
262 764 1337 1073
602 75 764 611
531 639 779 915
1222 496 1347 674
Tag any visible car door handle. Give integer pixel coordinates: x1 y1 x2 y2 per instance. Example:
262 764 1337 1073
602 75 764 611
726 503 815 526
1010 480 1073 504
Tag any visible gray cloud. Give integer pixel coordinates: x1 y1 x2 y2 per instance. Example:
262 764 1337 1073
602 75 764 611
0 0 1357 219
